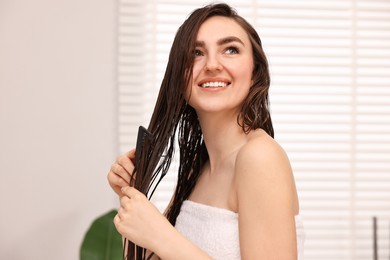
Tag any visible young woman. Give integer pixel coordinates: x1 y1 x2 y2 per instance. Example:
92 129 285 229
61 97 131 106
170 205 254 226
107 3 304 260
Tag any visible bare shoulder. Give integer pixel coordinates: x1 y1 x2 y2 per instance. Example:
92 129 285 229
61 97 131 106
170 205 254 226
234 128 298 213
235 129 291 174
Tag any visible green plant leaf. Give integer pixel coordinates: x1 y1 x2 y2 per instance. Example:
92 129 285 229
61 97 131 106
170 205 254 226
80 209 123 260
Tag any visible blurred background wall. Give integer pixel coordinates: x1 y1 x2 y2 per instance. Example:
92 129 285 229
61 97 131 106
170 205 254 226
0 0 117 259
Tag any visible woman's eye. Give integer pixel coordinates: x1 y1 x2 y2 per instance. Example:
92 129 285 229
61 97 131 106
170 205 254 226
194 49 203 57
225 46 239 54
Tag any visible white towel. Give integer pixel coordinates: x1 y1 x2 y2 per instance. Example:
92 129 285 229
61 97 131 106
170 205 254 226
175 200 305 260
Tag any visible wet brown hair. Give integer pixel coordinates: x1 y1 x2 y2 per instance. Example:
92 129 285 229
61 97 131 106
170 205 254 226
126 3 273 259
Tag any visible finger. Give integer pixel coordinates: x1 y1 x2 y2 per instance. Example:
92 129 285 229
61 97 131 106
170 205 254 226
116 155 135 177
127 149 136 161
117 206 128 218
110 163 132 184
107 168 129 187
120 195 131 208
113 213 121 226
113 213 126 236
121 186 143 200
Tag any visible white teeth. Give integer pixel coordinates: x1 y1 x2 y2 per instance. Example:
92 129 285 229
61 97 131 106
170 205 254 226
201 81 228 88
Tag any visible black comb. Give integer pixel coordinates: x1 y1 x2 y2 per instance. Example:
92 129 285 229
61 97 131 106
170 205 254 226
135 126 153 169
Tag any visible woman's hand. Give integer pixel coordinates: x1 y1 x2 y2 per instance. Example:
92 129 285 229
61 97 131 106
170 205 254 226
107 149 136 197
114 186 173 252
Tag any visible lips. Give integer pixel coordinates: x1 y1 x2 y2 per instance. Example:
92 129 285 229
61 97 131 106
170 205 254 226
198 79 231 89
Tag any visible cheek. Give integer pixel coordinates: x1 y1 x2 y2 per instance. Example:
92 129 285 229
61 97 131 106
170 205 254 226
185 63 203 101
235 65 253 85
185 75 195 102
243 63 254 86
184 85 192 102
226 57 254 82
192 61 203 78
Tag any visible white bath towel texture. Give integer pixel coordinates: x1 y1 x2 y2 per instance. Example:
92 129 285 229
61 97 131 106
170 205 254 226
176 200 305 260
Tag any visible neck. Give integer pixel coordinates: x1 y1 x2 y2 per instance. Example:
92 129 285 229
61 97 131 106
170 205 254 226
197 110 247 171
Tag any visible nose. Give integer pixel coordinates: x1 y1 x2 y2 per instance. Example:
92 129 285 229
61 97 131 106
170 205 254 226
204 54 222 72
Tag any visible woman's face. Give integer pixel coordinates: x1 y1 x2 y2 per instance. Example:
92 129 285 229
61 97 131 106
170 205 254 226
186 16 254 117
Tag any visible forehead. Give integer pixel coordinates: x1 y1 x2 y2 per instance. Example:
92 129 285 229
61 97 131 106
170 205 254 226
196 16 250 44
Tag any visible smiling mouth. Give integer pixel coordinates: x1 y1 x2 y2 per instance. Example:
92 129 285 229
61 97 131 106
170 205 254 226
199 81 231 88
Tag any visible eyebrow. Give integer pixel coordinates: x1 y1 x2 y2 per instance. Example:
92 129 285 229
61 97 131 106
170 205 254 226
195 36 245 47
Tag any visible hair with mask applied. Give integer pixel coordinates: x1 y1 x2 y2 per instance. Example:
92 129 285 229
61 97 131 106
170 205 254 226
126 3 273 259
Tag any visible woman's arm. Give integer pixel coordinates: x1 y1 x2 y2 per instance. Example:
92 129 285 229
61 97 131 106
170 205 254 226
108 151 209 259
115 186 212 260
235 135 299 260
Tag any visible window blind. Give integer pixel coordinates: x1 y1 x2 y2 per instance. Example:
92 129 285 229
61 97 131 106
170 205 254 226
117 1 390 259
